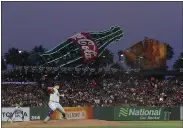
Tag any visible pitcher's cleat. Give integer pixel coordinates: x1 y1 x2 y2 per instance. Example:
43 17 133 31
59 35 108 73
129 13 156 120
63 117 67 120
44 116 50 123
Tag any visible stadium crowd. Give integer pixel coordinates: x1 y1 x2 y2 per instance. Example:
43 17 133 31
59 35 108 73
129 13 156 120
2 71 183 107
2 84 46 107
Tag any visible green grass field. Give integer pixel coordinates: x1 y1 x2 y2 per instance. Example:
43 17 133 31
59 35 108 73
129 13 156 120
59 121 182 128
2 121 183 128
118 121 182 128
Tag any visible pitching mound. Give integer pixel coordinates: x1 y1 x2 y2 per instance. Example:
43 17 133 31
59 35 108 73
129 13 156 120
3 119 127 127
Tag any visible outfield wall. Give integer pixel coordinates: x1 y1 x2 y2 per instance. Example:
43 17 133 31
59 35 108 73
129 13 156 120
2 107 30 122
181 106 183 120
171 107 180 120
1 106 181 122
30 107 93 121
114 107 165 121
93 107 114 121
94 106 180 121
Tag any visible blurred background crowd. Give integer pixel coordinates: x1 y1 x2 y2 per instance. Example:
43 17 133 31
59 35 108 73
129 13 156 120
2 71 183 107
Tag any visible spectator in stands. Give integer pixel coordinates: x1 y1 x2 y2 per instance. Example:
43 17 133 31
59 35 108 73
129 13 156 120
2 72 183 107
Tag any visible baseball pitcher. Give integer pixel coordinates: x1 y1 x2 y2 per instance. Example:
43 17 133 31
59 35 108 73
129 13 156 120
7 104 24 123
44 84 67 123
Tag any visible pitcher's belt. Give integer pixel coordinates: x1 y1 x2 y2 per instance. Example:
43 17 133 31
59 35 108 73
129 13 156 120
50 100 59 103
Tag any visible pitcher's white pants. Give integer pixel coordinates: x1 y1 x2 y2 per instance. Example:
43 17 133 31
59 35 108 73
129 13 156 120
49 101 65 114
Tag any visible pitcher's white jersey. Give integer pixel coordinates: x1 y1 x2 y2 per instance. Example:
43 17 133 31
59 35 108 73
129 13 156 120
49 88 60 102
45 87 66 122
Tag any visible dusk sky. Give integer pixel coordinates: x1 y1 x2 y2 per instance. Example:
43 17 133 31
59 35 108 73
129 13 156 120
2 2 182 67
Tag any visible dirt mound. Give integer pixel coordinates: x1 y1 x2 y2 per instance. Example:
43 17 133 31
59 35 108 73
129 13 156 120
2 119 127 127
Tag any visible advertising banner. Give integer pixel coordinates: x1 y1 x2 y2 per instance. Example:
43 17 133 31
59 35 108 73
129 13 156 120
181 106 183 120
51 107 93 120
2 107 30 122
114 107 164 121
69 32 98 63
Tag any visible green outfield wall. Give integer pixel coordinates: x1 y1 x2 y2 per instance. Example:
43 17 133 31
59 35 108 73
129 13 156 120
4 106 179 122
114 107 164 121
30 107 49 120
170 107 180 120
93 106 181 121
93 107 114 121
